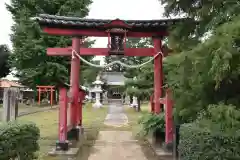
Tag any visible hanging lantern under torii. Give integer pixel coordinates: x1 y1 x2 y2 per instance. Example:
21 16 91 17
104 19 132 55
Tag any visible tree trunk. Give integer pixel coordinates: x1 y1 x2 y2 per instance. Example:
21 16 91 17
130 95 133 104
137 98 141 112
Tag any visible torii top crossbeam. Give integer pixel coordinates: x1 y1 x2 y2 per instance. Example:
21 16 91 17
32 14 186 37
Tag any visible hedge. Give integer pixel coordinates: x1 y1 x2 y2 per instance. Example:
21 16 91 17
138 113 165 137
0 122 40 160
179 123 240 160
178 104 240 160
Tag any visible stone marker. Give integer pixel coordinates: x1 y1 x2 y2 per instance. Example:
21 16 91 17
2 87 19 122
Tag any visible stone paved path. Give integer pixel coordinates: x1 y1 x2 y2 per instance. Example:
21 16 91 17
87 101 148 160
88 131 148 160
104 100 128 127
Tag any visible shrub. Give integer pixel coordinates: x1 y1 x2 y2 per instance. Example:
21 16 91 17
0 122 40 160
138 113 165 137
179 104 240 160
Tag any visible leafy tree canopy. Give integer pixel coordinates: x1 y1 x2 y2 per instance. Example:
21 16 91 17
6 0 98 88
159 0 240 123
0 44 11 78
124 38 154 100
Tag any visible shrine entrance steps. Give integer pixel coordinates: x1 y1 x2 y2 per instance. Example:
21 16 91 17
86 102 149 160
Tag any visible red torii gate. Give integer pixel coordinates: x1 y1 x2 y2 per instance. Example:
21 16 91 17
37 85 55 106
32 14 185 151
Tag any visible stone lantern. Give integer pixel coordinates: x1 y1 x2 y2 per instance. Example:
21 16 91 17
92 75 104 108
130 77 138 108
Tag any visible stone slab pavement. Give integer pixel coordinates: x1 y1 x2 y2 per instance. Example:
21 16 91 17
88 131 148 160
104 100 128 127
87 101 148 160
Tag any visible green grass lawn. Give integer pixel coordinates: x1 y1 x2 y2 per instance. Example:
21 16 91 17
18 103 108 160
13 102 152 159
124 103 150 136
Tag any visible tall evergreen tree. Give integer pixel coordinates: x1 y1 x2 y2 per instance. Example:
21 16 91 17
124 38 154 111
6 0 98 88
159 0 240 123
0 44 11 78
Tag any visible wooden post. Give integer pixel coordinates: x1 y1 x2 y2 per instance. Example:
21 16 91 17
76 89 80 126
50 87 53 106
165 88 173 144
153 38 163 114
70 37 81 128
79 90 84 126
38 88 41 105
56 87 69 151
66 37 81 141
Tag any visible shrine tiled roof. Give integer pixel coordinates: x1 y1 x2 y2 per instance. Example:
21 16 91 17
32 14 187 32
101 72 126 86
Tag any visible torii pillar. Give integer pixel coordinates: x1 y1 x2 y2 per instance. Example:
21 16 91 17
153 37 163 114
68 37 81 139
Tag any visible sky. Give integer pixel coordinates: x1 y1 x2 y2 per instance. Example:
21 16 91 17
0 0 165 80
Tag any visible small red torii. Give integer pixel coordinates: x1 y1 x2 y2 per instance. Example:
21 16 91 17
37 85 55 106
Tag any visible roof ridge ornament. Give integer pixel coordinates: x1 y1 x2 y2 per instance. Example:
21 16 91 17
103 19 131 56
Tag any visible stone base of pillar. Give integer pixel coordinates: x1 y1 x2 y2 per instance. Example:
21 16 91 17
56 141 69 151
67 127 80 141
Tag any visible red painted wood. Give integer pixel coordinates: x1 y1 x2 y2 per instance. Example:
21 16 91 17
38 88 41 105
37 86 55 106
78 91 85 126
47 47 156 56
50 88 53 106
159 98 166 104
37 85 55 88
102 19 132 29
43 27 167 37
165 89 173 144
76 95 80 126
124 48 155 56
59 87 68 142
47 48 109 56
70 38 80 128
153 38 163 114
37 89 55 92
